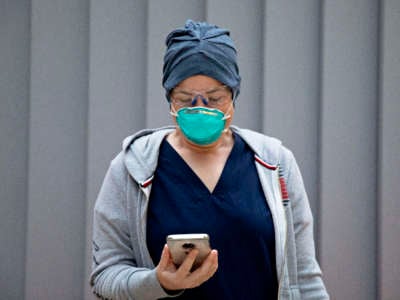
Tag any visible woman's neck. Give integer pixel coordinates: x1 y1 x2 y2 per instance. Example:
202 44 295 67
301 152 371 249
167 128 234 155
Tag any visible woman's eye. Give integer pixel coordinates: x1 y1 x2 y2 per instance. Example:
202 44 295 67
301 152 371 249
209 97 221 103
178 98 191 103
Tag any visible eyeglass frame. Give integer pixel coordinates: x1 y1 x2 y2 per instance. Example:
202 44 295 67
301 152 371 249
169 85 233 108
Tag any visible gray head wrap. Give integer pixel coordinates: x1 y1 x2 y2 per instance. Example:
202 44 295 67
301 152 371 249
162 20 241 101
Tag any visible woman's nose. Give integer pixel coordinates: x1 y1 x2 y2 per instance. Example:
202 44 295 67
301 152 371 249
191 95 208 107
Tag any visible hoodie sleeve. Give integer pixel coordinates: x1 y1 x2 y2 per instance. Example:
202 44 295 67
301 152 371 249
90 154 176 300
282 148 329 299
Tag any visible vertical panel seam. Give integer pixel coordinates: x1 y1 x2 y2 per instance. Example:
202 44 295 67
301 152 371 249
260 0 266 132
23 0 33 299
144 0 150 127
376 0 384 299
82 0 91 298
316 0 325 262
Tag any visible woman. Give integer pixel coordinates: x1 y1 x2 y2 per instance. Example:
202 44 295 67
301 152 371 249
90 20 329 299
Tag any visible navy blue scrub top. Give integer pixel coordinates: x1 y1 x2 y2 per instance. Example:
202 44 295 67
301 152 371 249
146 133 278 299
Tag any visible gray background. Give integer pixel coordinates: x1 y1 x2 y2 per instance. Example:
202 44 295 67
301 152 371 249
0 0 399 299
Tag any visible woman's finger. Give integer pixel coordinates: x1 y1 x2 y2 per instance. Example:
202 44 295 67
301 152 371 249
157 244 170 271
185 250 218 288
176 249 199 277
204 250 218 276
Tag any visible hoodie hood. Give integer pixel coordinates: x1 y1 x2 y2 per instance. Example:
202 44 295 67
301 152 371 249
122 126 175 186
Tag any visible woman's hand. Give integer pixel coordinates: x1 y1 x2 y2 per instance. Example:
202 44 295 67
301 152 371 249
156 244 218 291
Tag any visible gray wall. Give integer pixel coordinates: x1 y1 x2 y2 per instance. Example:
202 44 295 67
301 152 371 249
0 0 399 299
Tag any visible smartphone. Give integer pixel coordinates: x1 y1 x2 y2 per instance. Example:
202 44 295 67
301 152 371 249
166 233 211 269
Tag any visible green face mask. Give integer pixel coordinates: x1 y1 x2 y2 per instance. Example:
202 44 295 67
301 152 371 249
172 107 230 145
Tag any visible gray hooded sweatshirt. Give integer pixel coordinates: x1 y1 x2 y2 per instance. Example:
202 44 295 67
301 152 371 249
90 126 329 300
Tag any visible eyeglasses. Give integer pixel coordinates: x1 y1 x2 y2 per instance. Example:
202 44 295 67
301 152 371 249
170 85 232 108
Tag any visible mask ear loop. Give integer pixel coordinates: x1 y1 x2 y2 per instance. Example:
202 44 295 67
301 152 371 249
221 101 234 132
168 89 179 117
169 102 178 117
222 101 233 120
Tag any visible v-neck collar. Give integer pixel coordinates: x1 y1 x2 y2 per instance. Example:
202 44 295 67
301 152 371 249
162 133 240 195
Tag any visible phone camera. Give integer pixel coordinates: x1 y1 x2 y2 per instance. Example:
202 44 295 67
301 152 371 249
182 243 195 249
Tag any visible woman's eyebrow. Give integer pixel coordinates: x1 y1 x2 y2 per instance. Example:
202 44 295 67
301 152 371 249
174 85 225 95
206 86 227 94
174 89 193 95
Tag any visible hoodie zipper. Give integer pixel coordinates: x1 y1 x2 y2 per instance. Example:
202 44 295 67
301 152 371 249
254 161 288 299
269 169 288 300
277 221 288 299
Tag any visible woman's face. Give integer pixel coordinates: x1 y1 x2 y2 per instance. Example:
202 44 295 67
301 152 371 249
170 75 235 126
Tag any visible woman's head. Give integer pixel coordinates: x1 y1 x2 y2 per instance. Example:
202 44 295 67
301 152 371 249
162 20 241 102
169 75 235 146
